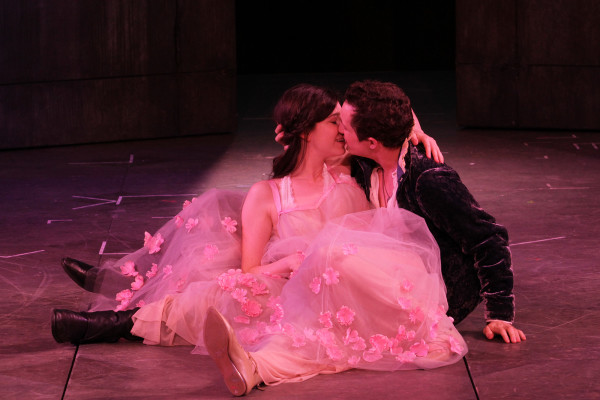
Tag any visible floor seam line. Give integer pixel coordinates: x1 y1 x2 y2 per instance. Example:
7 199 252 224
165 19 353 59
62 345 79 400
463 356 480 400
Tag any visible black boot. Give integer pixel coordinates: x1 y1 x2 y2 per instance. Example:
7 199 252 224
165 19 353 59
61 257 97 291
51 308 143 345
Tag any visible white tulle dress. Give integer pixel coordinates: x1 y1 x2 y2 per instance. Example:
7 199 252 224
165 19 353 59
88 165 467 384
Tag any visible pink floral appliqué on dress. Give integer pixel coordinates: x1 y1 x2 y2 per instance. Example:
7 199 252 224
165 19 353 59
221 217 238 233
409 339 429 357
120 261 138 276
203 244 219 260
318 311 333 328
146 263 158 279
309 277 321 294
342 243 358 256
174 215 184 228
217 269 239 292
231 288 248 303
185 218 199 233
162 264 173 279
336 306 355 326
241 299 262 318
401 279 414 292
144 232 164 254
322 267 340 286
251 281 269 296
131 275 144 291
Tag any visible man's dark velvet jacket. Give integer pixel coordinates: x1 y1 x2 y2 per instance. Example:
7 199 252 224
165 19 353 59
351 144 515 323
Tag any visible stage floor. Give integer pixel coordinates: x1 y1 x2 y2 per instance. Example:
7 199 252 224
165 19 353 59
1 71 599 399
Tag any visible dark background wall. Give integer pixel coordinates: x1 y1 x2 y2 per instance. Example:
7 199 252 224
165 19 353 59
0 0 236 149
1 1 598 149
236 1 456 73
456 0 600 129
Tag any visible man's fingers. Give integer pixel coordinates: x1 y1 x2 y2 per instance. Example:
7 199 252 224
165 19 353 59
519 329 527 341
500 329 510 343
483 325 494 340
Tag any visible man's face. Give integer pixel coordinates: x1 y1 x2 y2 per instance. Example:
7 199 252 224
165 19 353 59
339 102 371 157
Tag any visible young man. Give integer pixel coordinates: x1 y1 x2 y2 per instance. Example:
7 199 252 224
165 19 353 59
339 80 525 343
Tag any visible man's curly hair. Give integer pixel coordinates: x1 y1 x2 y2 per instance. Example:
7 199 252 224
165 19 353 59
344 81 414 148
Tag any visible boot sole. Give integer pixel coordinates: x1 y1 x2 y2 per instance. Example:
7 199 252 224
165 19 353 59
204 307 248 396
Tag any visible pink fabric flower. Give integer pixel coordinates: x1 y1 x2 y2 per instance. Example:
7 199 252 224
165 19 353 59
303 328 316 342
114 299 130 312
146 263 158 279
241 299 263 317
282 324 302 345
401 279 414 292
185 218 198 233
343 328 358 345
348 355 361 366
266 296 281 309
131 274 144 291
119 261 138 277
182 200 191 209
309 277 321 294
389 339 403 355
174 215 184 228
336 306 355 326
326 345 344 361
221 217 238 233
322 267 340 286
251 281 269 296
397 324 407 338
176 278 186 292
396 325 416 343
115 289 133 302
362 349 383 362
396 351 417 363
319 311 333 328
409 339 429 357
448 336 464 354
231 288 248 303
316 328 336 347
217 269 239 292
409 307 424 324
238 274 257 288
370 334 391 353
352 337 367 351
136 300 146 308
269 303 284 324
204 244 219 260
234 315 251 325
342 243 358 255
162 264 173 279
144 232 164 254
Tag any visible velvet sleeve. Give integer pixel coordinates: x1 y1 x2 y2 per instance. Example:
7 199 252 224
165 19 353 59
414 167 515 322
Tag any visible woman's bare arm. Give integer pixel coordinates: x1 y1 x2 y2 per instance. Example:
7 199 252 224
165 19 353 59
240 180 302 277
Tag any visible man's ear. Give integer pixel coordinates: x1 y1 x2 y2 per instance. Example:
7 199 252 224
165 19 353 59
367 137 378 150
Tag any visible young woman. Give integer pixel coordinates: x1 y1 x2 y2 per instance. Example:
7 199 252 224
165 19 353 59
53 84 466 396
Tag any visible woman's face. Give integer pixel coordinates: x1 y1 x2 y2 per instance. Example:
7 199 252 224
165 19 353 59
306 103 345 159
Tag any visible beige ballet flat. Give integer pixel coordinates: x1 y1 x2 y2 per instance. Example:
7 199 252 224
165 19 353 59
204 306 261 396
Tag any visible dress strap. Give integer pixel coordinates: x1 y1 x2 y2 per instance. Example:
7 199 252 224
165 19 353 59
267 180 283 215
